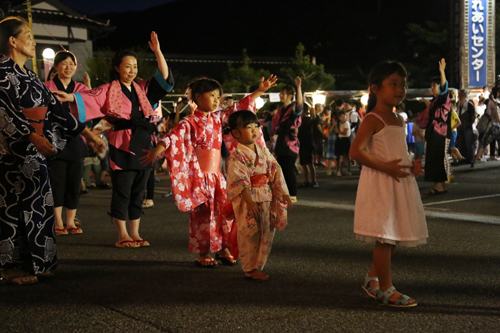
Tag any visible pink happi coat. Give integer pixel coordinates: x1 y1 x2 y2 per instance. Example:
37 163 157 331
69 70 170 170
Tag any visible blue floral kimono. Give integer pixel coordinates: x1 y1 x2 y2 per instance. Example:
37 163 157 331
0 56 85 274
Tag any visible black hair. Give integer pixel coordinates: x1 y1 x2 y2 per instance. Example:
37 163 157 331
281 85 295 96
335 99 345 108
188 77 223 105
344 99 355 106
324 105 332 112
430 76 441 85
47 67 58 80
490 86 499 100
269 103 279 112
337 110 346 117
0 16 29 55
366 61 408 113
53 51 76 67
109 49 137 81
223 110 260 136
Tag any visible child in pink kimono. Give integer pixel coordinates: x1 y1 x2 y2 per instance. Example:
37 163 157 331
141 76 278 267
225 111 292 280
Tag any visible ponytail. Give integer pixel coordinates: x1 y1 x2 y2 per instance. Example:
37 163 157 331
366 93 377 113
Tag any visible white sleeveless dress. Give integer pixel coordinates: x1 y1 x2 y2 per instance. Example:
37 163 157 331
353 113 428 247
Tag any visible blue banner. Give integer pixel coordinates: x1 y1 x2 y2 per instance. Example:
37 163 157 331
468 0 487 87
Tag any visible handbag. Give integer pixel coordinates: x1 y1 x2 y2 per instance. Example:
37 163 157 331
476 113 491 133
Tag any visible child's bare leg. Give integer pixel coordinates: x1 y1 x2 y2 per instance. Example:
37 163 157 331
373 242 415 304
337 156 343 174
302 164 310 183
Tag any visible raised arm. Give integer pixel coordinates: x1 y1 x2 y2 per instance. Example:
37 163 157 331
148 31 169 80
439 58 447 91
295 76 303 107
250 75 278 101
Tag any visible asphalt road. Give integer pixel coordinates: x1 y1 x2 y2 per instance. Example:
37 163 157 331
1 160 499 333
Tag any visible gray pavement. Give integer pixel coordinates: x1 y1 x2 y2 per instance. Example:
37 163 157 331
1 161 500 332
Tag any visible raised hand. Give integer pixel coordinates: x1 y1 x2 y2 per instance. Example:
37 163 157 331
258 74 278 92
295 76 302 87
148 31 161 54
83 72 91 89
439 58 446 72
383 158 411 182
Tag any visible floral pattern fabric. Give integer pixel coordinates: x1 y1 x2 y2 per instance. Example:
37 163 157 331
0 56 85 273
227 143 289 271
160 97 255 253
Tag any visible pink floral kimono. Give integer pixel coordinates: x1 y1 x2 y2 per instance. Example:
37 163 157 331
159 95 255 254
226 143 289 272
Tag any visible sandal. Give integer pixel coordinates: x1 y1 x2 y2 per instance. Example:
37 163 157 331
195 257 217 268
375 286 418 308
74 216 82 226
426 188 447 195
244 271 269 281
55 228 68 236
215 253 237 266
67 227 83 235
142 201 154 209
133 239 150 247
115 240 140 248
361 275 379 298
0 269 38 286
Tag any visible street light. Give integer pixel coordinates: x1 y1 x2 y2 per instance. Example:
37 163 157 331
255 97 266 109
360 93 369 106
312 91 326 105
42 48 55 81
42 48 55 59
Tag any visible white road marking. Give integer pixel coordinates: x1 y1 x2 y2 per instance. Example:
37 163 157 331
295 199 500 225
423 193 500 206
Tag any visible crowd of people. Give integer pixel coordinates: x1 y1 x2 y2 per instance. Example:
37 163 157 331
1 16 498 308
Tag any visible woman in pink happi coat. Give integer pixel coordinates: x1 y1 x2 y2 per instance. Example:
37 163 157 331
54 32 174 248
141 76 277 267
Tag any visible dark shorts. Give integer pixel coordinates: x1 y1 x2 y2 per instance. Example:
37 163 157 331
335 137 351 156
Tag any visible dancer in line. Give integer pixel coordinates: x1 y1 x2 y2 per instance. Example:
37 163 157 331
55 32 173 248
350 61 427 307
0 17 103 285
141 76 277 267
225 111 292 280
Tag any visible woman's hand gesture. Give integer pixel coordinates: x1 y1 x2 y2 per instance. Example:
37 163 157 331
439 58 446 73
52 91 75 103
148 31 161 54
29 133 57 156
258 75 278 93
383 158 411 182
295 76 302 87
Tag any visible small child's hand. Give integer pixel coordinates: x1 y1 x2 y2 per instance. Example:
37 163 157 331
411 158 423 177
282 195 293 211
246 200 260 218
384 158 411 182
258 75 278 92
140 149 159 166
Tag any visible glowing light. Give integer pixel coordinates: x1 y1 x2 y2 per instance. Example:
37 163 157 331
255 97 266 109
42 48 55 59
312 92 326 105
360 94 369 106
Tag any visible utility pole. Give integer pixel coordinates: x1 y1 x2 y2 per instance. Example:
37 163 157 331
26 0 37 74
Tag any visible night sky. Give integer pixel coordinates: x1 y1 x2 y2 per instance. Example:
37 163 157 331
58 0 454 88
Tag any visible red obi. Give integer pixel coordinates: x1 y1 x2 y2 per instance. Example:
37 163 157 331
195 148 221 173
250 174 269 188
22 107 48 135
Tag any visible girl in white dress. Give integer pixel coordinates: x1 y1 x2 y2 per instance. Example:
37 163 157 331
350 62 428 307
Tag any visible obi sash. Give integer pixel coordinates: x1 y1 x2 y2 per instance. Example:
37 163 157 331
250 174 269 188
22 107 48 135
195 148 221 173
